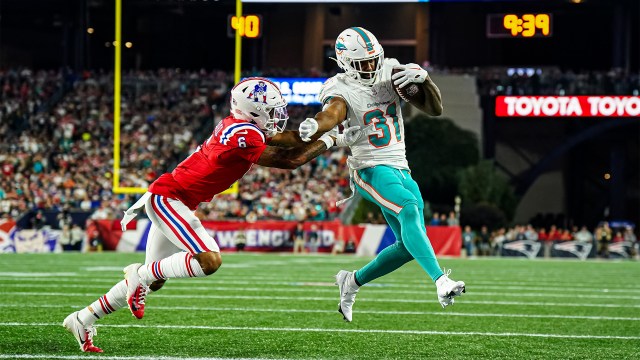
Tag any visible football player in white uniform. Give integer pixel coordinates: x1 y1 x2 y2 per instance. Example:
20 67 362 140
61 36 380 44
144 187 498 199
299 27 466 322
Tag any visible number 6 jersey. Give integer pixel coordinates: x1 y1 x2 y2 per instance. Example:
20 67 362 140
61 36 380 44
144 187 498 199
320 57 409 171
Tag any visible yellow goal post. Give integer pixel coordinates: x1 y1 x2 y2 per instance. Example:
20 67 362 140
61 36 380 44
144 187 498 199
111 0 242 195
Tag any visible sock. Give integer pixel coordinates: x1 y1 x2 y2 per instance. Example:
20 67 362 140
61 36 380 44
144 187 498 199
78 280 127 326
398 204 444 281
355 241 414 285
138 252 207 285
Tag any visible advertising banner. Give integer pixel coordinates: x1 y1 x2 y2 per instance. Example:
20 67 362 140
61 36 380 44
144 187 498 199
96 219 461 256
496 96 640 117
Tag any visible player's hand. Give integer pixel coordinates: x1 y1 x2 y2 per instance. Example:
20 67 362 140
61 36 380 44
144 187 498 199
299 117 319 142
391 63 429 89
336 125 366 147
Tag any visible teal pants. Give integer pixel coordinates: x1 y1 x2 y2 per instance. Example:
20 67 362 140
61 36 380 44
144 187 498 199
353 165 443 284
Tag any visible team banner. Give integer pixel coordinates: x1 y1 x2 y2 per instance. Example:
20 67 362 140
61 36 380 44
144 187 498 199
495 96 640 117
106 219 461 256
0 220 62 254
500 239 544 259
608 241 635 259
551 240 596 260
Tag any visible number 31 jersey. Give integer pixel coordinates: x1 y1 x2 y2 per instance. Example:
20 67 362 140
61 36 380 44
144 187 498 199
320 57 408 171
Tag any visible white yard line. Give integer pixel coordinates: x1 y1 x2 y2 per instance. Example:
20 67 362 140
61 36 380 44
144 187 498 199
2 283 639 300
1 277 638 294
1 322 638 340
1 291 639 308
0 303 636 321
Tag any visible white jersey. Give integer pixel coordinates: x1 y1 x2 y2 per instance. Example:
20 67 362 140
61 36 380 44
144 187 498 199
320 58 409 171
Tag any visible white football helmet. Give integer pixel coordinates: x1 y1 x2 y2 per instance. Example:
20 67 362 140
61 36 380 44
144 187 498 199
230 77 288 137
334 27 384 87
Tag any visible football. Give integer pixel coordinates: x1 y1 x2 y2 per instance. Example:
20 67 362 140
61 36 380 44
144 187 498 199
392 68 426 106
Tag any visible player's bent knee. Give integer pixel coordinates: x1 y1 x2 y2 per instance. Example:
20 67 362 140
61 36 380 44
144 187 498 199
149 279 166 292
399 202 420 221
194 251 222 275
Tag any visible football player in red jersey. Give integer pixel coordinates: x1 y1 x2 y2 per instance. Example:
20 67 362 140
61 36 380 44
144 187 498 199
62 77 365 353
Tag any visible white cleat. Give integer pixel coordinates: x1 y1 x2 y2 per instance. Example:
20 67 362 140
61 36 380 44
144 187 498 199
123 263 149 319
335 270 359 322
62 311 103 353
435 269 466 308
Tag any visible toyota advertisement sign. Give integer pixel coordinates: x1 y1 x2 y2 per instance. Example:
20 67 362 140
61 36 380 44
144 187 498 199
495 96 640 117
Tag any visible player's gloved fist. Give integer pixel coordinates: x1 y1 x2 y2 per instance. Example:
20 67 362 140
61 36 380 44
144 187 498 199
299 117 319 142
336 125 363 147
391 63 429 89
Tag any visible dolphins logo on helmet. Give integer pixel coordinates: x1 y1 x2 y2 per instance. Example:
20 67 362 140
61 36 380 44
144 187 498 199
332 27 384 87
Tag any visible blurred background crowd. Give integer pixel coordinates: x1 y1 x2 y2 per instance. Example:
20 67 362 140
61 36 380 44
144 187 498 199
1 67 637 253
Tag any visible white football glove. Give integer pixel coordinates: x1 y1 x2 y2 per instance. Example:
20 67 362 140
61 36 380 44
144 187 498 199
391 63 429 89
299 117 319 142
336 125 364 147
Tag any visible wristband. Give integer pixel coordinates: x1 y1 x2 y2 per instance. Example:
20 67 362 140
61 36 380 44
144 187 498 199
318 133 335 149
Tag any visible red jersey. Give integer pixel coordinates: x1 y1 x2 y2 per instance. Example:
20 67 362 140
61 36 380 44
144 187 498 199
149 116 267 210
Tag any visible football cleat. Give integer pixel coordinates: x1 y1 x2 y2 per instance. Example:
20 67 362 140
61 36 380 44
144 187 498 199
435 269 466 308
335 270 359 322
123 263 149 319
62 311 103 353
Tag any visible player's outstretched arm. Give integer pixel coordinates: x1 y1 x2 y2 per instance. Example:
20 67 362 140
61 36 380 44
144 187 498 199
392 63 443 116
257 124 363 169
268 130 320 147
298 97 348 142
256 137 334 170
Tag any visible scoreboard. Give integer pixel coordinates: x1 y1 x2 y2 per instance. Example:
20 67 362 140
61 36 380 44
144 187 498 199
487 13 552 38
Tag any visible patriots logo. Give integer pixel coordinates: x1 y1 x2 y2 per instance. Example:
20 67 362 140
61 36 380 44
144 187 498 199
503 240 542 259
247 81 268 103
553 241 593 260
609 241 632 258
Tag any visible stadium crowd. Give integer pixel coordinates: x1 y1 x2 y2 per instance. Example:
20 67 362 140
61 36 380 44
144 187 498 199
0 68 343 224
1 67 639 231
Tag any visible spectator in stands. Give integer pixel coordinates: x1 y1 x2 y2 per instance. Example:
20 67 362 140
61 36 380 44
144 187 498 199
462 225 475 257
30 210 46 230
344 236 357 254
544 225 561 258
447 211 459 226
292 221 306 254
234 225 246 252
430 212 440 226
69 223 85 251
478 225 491 256
612 231 624 243
596 222 612 258
525 224 538 241
560 229 573 241
492 227 507 256
332 227 345 256
574 226 594 243
306 224 319 253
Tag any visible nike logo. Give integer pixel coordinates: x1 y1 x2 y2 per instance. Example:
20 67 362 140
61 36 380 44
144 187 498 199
77 329 86 344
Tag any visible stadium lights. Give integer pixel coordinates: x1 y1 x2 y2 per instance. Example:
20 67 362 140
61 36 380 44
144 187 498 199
125 42 133 48
87 27 94 34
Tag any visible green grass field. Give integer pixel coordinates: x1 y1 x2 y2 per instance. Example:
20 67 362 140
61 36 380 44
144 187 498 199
0 253 638 360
